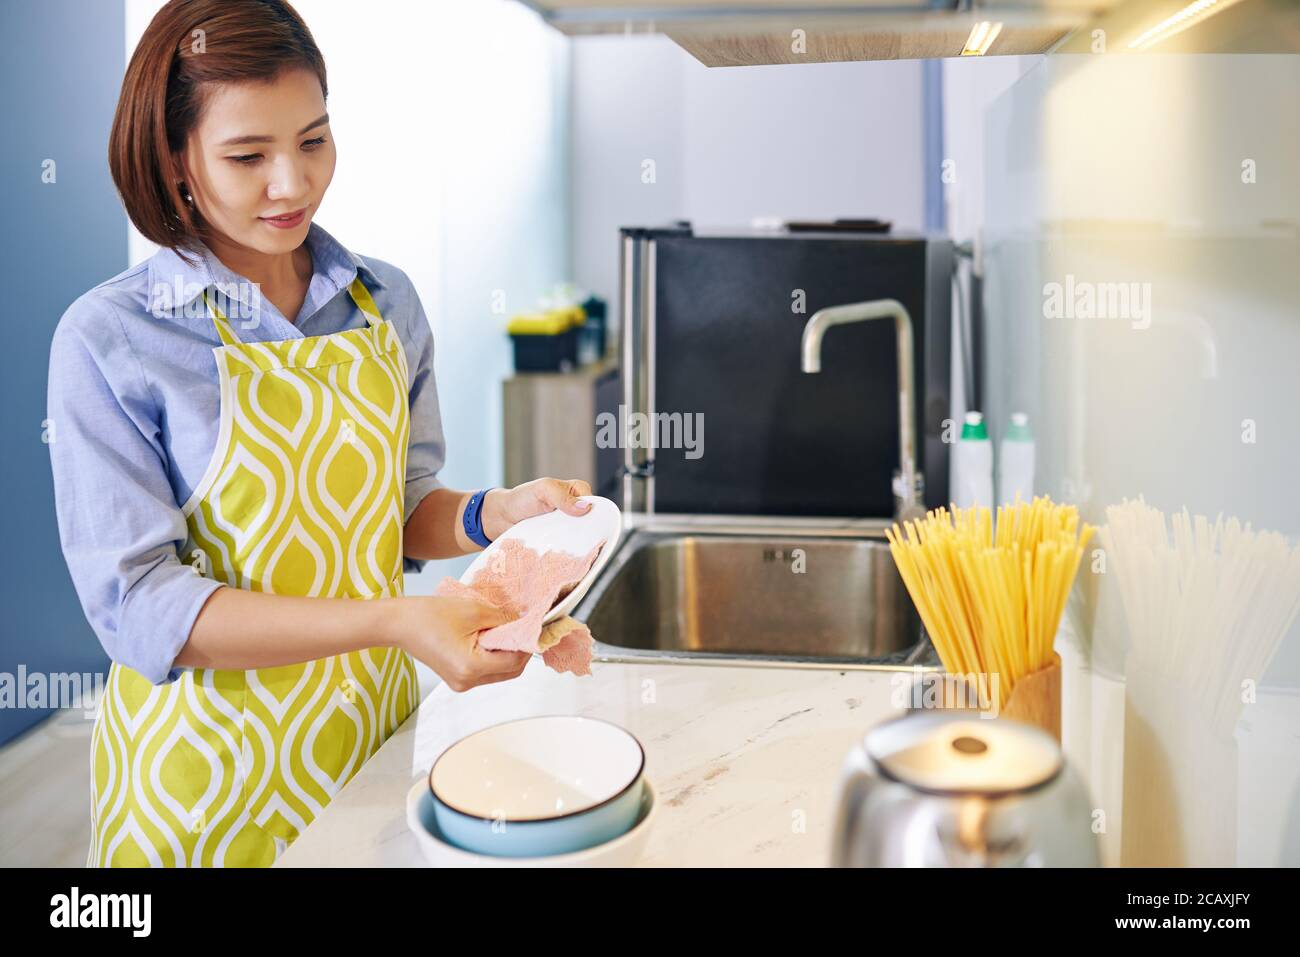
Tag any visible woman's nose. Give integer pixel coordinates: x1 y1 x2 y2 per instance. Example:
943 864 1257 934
266 157 309 202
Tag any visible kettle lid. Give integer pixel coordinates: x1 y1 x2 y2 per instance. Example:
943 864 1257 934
865 711 1062 795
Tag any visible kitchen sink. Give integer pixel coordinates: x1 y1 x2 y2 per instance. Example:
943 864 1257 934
572 527 936 670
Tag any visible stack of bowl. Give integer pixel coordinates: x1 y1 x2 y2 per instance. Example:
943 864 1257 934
406 716 657 867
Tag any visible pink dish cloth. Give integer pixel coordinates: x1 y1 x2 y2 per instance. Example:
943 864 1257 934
434 538 601 676
538 617 597 677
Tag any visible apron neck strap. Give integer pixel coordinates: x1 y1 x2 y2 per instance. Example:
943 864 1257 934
348 276 383 328
201 289 243 347
201 274 384 346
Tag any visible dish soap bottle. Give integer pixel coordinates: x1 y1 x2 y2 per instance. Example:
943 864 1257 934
998 412 1036 507
953 411 993 510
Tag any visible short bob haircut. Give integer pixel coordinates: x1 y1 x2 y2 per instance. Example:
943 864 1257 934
109 0 327 254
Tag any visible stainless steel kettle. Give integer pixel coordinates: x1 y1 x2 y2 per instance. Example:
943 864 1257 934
830 710 1100 867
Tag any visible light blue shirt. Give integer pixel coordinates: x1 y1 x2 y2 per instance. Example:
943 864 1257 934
47 223 447 686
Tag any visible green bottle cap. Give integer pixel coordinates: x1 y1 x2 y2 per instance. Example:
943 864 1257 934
1005 412 1033 442
960 411 989 441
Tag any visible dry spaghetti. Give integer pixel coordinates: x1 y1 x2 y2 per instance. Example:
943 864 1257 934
885 496 1094 710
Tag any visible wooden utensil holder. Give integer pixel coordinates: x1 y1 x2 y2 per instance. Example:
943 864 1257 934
1000 653 1062 742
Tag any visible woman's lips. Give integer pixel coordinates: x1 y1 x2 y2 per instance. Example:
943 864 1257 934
260 208 307 229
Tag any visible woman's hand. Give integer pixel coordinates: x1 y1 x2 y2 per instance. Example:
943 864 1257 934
480 478 593 542
385 595 529 693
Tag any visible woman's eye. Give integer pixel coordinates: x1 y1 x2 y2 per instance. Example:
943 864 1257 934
228 153 261 165
301 136 328 150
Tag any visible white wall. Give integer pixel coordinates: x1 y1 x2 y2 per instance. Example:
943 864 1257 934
570 35 687 317
940 55 1036 248
570 35 927 318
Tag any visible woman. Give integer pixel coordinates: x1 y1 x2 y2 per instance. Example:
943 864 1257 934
47 0 591 867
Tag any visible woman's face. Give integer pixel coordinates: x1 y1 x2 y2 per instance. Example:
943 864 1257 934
178 67 335 256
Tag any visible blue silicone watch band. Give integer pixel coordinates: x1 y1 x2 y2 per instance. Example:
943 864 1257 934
464 488 494 548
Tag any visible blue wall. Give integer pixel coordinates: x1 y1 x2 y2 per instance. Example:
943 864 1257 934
1 0 125 744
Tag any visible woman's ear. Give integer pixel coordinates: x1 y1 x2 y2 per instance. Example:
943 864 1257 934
172 148 191 192
168 151 203 233
170 151 196 208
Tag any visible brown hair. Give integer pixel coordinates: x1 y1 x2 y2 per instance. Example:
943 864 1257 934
109 0 327 254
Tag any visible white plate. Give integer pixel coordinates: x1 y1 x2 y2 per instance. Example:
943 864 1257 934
460 495 622 624
405 776 657 868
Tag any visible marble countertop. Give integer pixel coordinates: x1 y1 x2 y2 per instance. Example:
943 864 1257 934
276 656 905 867
275 637 1300 867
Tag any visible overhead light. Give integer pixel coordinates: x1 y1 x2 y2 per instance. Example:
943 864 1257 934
1127 0 1245 50
960 21 1003 56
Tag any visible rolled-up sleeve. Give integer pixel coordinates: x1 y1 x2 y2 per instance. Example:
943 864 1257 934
47 299 224 686
398 274 447 574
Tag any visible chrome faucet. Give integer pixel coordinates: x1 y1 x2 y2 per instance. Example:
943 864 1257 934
801 298 925 524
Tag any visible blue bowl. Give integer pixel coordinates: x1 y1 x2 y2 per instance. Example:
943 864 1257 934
428 716 646 858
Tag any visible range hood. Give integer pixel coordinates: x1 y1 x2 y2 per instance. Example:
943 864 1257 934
515 0 1120 64
517 0 1297 64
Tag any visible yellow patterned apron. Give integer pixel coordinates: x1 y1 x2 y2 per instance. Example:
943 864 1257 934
88 277 419 867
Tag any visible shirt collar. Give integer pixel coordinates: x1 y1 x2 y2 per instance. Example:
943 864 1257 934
146 221 386 324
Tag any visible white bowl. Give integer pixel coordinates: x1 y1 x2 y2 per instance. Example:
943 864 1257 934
428 715 646 857
405 776 658 867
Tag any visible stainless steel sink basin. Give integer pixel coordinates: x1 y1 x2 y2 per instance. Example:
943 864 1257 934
573 528 935 670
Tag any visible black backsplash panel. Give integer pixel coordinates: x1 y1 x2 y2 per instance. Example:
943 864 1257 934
651 234 935 517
